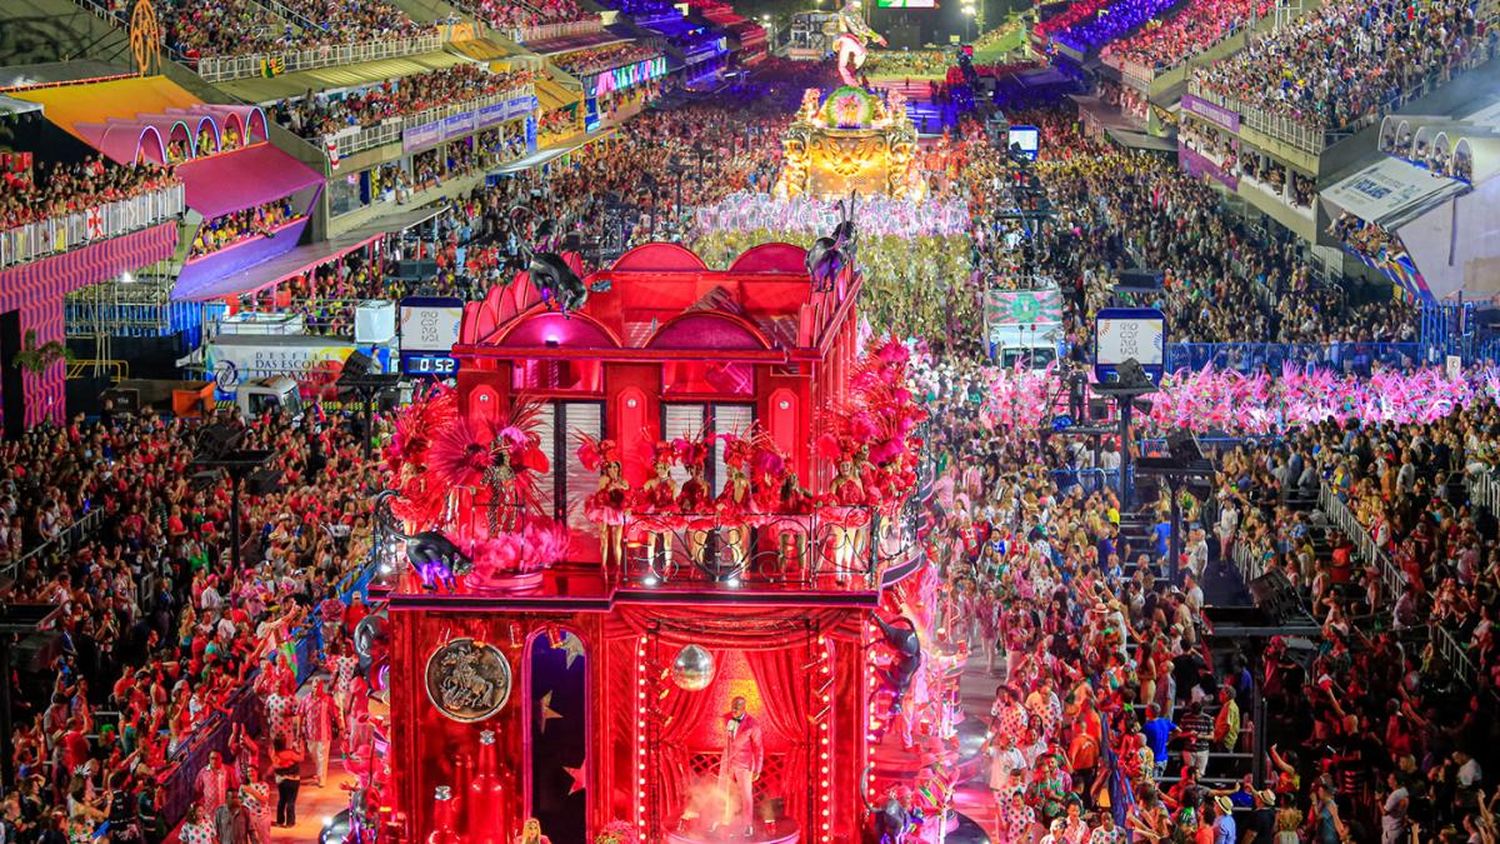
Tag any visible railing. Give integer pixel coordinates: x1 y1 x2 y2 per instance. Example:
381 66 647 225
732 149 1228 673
0 183 185 269
152 552 379 829
1317 481 1405 601
515 18 603 43
0 507 105 581
194 32 442 83
1230 532 1265 583
1468 466 1500 514
620 502 920 589
1164 342 1423 375
322 86 533 159
1187 46 1495 154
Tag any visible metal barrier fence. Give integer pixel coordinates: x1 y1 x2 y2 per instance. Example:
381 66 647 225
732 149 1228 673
1318 480 1478 686
514 19 603 44
0 507 105 581
151 554 379 830
1164 342 1424 374
157 687 262 831
0 184 185 269
195 32 442 83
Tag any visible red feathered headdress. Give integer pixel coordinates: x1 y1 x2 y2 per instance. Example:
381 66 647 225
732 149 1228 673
652 441 677 467
576 434 621 473
673 435 711 468
720 433 754 471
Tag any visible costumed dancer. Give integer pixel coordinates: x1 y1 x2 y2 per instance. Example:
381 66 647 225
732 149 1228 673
832 0 887 88
822 452 869 579
717 435 755 572
579 436 630 572
676 436 713 569
637 444 679 568
514 817 552 844
770 470 813 576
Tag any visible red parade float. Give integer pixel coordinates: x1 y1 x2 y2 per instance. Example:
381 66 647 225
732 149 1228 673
368 240 964 844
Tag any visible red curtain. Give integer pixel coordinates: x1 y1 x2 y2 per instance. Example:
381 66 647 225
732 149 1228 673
745 644 813 827
653 654 722 825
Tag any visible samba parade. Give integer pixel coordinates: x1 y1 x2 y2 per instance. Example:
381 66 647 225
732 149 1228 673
2 0 1500 841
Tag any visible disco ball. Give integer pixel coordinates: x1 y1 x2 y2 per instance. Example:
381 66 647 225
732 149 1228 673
671 644 715 691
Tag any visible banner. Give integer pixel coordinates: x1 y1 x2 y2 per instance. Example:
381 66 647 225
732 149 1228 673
1178 144 1239 190
1180 93 1240 133
404 90 537 152
477 94 539 129
403 120 443 153
983 288 1063 327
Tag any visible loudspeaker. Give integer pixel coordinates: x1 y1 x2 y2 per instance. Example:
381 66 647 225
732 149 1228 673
341 351 373 380
247 467 284 496
1167 429 1205 463
1249 570 1299 624
100 387 140 414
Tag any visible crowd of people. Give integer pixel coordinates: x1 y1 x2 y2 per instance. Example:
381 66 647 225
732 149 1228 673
270 65 535 141
453 0 592 32
271 0 428 41
1191 0 1490 136
188 199 300 260
551 43 661 78
1051 0 1186 54
1103 0 1270 71
0 157 178 235
0 402 382 842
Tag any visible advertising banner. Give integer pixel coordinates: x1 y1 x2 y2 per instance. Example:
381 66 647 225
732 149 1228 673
1180 93 1241 133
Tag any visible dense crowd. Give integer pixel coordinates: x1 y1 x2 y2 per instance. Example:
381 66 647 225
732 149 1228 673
0 405 381 842
0 158 178 233
271 0 427 40
1103 0 1270 71
188 199 300 260
1191 0 1489 135
1052 0 1184 54
551 43 661 77
453 0 591 31
270 66 534 141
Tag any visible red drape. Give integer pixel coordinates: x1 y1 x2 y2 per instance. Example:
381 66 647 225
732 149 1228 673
745 644 813 827
654 657 721 824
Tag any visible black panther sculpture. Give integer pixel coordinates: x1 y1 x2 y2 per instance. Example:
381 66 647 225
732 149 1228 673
806 195 858 292
373 490 471 592
873 613 921 713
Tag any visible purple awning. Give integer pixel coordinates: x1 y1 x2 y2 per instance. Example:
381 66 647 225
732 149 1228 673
176 143 325 220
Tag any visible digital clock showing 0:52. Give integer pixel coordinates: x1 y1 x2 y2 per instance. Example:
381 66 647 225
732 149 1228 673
400 352 459 377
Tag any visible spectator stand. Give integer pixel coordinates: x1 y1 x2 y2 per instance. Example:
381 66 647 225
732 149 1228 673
1163 342 1424 375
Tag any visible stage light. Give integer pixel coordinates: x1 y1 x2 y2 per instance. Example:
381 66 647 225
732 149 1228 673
643 573 659 586
726 576 742 588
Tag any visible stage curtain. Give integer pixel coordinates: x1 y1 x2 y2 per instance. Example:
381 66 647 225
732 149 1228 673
655 660 721 826
745 643 813 828
603 606 863 646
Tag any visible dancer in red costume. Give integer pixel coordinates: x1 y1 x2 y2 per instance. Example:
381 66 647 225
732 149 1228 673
717 435 754 571
716 696 764 837
676 437 713 568
636 444 679 568
579 436 630 572
823 456 869 578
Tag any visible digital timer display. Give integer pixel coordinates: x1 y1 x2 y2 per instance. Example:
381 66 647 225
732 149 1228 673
400 353 459 377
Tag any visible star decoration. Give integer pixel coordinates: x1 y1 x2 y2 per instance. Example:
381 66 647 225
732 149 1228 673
557 631 586 670
538 691 563 733
564 759 587 795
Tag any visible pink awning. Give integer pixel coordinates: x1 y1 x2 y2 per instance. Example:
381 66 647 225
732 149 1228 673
175 143 325 219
